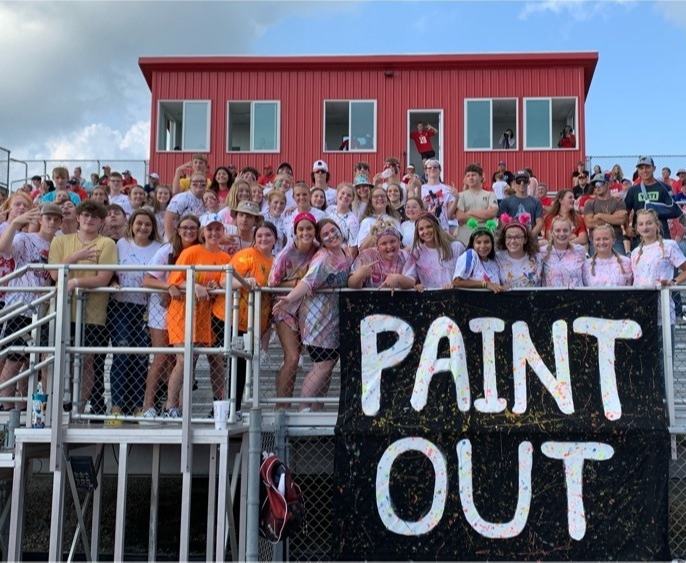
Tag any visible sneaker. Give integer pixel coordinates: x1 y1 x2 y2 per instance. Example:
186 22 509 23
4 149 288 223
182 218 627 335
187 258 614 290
163 407 182 419
106 406 123 427
143 407 158 419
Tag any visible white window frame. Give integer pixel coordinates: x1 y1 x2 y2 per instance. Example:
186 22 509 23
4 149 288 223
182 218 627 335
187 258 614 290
323 99 377 153
463 98 518 152
226 100 281 153
156 100 211 153
523 97 579 150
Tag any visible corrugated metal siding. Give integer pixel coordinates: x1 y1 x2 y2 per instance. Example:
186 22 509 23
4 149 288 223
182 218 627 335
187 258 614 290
149 64 588 191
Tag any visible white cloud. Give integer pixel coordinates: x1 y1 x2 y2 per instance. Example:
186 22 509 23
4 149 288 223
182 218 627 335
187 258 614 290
0 1 357 161
655 0 686 31
40 121 150 161
519 0 635 21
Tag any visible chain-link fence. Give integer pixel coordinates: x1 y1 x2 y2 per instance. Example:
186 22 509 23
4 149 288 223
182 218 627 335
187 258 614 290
0 146 9 190
586 155 686 183
7 159 149 193
258 288 342 414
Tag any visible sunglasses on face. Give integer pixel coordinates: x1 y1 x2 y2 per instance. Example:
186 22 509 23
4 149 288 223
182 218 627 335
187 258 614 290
515 179 528 185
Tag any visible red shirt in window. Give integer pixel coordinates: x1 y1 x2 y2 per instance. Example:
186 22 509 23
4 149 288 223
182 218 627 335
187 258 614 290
410 130 435 153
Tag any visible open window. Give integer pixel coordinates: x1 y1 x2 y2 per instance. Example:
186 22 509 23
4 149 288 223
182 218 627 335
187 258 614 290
464 98 517 150
227 101 280 152
324 100 376 152
524 97 577 149
157 100 210 152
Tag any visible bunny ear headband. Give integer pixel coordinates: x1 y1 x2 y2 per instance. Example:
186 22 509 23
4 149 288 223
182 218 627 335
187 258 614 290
466 217 498 234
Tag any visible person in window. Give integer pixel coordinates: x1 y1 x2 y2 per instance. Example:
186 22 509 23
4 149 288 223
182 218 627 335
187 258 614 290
558 126 576 148
498 128 516 149
410 122 438 162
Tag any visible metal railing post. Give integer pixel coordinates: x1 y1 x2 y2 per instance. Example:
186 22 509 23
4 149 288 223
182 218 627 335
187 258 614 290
662 288 677 459
50 266 69 470
244 405 262 562
249 289 261 409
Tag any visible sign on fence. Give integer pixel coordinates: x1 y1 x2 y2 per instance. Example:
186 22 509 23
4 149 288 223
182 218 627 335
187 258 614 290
334 290 670 560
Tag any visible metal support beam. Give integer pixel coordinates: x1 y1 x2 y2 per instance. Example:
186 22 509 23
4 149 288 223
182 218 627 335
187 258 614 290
48 459 67 561
50 266 70 472
207 444 217 562
148 443 160 562
245 408 262 561
114 443 128 562
8 441 26 561
91 445 104 562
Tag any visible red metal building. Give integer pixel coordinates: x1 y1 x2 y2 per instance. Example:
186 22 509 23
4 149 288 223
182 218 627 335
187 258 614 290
139 52 598 190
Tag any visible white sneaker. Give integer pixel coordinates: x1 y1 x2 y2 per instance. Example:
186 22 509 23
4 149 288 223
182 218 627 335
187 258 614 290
143 407 158 419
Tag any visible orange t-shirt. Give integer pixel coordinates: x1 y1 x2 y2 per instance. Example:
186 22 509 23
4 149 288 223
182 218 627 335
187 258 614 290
212 247 273 333
167 245 231 345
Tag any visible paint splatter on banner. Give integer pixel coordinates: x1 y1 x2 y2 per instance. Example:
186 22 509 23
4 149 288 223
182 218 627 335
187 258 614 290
333 289 670 560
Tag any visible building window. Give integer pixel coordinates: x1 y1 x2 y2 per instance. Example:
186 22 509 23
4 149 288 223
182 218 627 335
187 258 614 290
324 100 376 152
465 99 517 151
157 100 210 152
227 101 280 152
524 98 578 149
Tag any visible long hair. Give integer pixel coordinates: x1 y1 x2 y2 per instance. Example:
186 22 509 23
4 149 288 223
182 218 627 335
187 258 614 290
634 209 666 265
467 229 495 261
209 166 234 193
125 208 161 243
152 184 172 214
226 179 251 210
543 216 575 262
589 224 627 276
545 189 580 229
362 187 401 221
168 214 200 264
496 223 540 259
411 213 455 262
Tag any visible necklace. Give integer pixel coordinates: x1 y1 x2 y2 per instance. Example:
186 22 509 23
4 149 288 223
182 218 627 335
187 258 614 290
553 246 568 260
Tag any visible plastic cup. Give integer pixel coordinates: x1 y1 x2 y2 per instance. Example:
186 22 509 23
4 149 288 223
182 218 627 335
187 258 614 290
213 400 230 430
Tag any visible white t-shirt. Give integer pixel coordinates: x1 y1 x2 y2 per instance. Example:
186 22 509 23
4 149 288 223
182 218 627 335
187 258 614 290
409 241 465 289
114 238 163 305
400 220 416 248
109 194 134 216
453 248 501 284
492 180 509 201
3 233 52 316
325 206 360 247
420 183 455 232
167 191 205 221
147 242 173 330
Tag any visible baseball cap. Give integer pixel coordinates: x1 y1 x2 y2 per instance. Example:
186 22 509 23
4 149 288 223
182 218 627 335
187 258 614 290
149 172 160 180
122 170 131 175
514 170 530 182
312 160 328 172
41 203 63 217
199 213 225 228
353 174 374 187
590 173 607 185
636 156 655 167
677 169 686 175
498 160 506 166
277 161 293 173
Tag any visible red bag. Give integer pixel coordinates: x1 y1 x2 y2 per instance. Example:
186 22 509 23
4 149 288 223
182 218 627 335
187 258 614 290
259 453 306 543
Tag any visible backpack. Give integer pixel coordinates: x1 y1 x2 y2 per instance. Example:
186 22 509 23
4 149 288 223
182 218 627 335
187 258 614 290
259 453 306 543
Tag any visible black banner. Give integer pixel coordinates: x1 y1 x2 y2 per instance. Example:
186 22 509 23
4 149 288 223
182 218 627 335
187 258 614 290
333 290 670 560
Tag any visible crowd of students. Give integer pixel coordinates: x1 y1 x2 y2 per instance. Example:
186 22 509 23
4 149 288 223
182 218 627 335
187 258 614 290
0 154 684 418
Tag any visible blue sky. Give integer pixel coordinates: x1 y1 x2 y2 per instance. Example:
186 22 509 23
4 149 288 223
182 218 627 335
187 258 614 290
1 1 684 161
